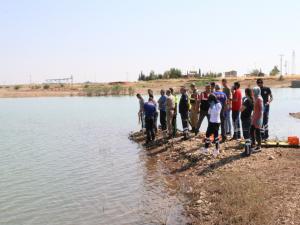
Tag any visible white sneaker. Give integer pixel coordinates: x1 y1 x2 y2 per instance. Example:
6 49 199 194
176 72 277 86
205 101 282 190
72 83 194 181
213 149 220 157
201 147 209 154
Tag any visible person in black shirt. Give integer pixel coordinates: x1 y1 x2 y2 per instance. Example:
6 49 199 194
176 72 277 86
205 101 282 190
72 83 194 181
240 88 254 156
256 79 273 140
179 86 190 140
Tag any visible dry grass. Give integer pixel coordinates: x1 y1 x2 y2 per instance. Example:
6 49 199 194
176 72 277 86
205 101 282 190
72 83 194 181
204 171 271 225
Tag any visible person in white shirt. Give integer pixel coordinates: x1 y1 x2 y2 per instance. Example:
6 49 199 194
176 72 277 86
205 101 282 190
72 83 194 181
201 94 222 156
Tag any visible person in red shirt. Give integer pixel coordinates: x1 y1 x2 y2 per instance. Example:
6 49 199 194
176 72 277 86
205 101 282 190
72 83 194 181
231 82 242 139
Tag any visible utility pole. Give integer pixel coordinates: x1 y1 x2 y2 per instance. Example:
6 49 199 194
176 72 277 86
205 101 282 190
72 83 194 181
279 54 284 76
292 50 296 75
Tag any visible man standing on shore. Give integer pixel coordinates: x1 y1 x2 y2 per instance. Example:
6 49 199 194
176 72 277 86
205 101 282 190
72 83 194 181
170 88 178 137
257 79 273 141
144 97 156 144
214 84 227 142
231 82 242 140
195 83 211 135
222 79 232 136
158 89 167 131
179 87 190 140
166 90 175 138
148 89 158 133
136 93 145 131
190 83 199 133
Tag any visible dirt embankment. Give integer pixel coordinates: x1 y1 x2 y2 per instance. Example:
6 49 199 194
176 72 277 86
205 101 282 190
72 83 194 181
130 131 300 225
1 75 299 98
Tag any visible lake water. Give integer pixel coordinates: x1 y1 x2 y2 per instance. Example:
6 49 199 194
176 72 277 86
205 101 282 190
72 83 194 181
0 97 187 225
0 88 299 225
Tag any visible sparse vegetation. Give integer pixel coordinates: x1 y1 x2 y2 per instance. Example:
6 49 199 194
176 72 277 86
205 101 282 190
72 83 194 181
270 66 280 76
43 84 50 89
128 86 135 95
14 85 21 90
204 172 271 225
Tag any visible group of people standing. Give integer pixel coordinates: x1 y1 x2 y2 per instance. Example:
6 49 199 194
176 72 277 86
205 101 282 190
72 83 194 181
137 78 273 157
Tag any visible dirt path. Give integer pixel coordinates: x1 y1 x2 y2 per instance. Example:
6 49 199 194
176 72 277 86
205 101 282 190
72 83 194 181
130 131 300 225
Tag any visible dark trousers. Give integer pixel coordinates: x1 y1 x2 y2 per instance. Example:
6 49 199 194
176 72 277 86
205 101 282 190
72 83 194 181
250 125 261 147
160 110 167 131
154 112 158 133
145 116 155 142
140 112 145 129
180 112 189 135
196 110 210 132
205 122 220 149
261 105 269 140
232 110 241 139
220 108 226 139
242 118 251 155
172 113 177 137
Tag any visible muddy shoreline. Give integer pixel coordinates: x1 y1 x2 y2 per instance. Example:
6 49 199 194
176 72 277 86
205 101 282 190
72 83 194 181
130 131 300 225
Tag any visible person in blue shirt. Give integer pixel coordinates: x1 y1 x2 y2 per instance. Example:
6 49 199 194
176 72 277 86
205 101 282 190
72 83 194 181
158 89 167 131
214 84 227 142
144 97 156 144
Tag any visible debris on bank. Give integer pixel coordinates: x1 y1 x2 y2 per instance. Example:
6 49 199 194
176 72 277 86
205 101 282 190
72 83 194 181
130 130 300 225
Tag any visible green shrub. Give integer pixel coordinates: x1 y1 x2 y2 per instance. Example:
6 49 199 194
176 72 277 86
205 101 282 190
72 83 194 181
14 85 21 90
43 84 50 89
128 86 135 95
111 85 122 95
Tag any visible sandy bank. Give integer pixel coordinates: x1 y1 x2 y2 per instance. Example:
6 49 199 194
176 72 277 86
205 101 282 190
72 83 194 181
130 131 300 225
1 76 299 98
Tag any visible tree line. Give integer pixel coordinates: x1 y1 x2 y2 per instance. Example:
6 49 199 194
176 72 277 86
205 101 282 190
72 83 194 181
138 68 222 81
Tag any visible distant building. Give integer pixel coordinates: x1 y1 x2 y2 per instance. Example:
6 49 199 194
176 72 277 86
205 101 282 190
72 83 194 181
224 70 237 77
183 69 201 78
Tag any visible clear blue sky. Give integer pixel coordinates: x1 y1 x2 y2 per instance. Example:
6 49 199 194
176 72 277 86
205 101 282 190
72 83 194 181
0 0 299 84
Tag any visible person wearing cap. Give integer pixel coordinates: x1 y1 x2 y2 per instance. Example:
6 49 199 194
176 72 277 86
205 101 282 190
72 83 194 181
179 86 190 140
166 90 176 138
158 89 167 131
189 83 199 133
222 78 232 136
231 81 242 140
170 88 178 137
256 79 273 141
214 84 227 142
195 83 211 135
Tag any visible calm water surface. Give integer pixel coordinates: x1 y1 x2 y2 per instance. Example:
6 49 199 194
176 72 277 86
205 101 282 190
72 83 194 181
0 88 299 225
0 97 187 225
